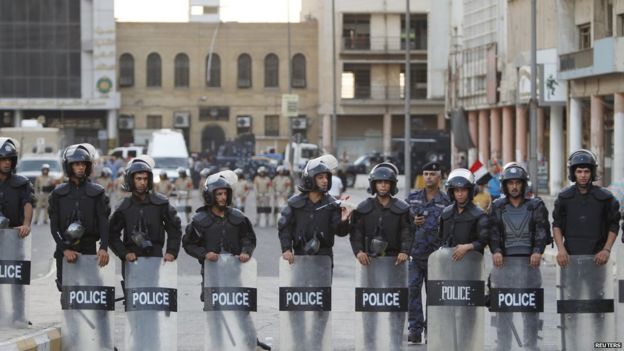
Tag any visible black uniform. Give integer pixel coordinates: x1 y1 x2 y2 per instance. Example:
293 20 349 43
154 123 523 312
182 206 256 261
0 174 34 227
278 192 348 257
438 202 489 252
349 197 412 257
109 192 182 260
48 181 109 287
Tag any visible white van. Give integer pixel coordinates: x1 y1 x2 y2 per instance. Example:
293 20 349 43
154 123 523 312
283 142 319 175
147 129 190 183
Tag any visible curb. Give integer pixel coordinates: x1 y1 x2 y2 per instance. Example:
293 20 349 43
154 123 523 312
0 327 61 351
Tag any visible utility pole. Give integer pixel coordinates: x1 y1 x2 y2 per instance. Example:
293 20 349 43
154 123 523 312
529 0 538 194
404 0 411 195
331 0 338 154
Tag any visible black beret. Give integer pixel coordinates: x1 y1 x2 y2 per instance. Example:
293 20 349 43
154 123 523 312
422 161 440 172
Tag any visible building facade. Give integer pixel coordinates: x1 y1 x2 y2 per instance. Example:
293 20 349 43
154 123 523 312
116 21 319 155
0 0 120 151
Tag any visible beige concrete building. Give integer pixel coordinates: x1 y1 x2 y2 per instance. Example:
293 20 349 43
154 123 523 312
116 21 318 155
301 0 447 162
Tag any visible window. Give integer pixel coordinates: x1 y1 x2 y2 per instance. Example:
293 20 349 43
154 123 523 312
199 106 230 121
146 53 162 87
291 54 306 88
264 54 279 88
206 53 220 87
237 54 252 88
617 13 624 36
174 53 189 88
265 115 279 136
578 23 591 49
401 14 428 50
146 115 162 129
400 63 427 99
342 64 370 99
342 14 370 49
119 53 134 87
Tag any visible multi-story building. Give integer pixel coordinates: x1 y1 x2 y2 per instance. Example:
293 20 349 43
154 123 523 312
116 21 318 155
301 0 448 162
0 0 120 151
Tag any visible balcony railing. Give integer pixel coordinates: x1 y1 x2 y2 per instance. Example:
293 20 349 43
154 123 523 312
342 85 427 100
560 48 593 71
342 36 427 52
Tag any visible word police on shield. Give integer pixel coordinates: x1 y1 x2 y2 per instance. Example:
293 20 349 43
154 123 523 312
0 260 31 285
427 280 485 306
61 286 115 311
490 288 544 312
204 287 257 312
355 288 408 312
279 287 331 311
125 287 177 312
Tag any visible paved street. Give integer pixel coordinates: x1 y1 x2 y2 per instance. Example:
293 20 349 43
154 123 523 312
4 180 622 350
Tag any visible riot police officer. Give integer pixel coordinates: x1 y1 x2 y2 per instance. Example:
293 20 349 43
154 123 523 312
278 154 350 264
272 165 292 224
553 149 620 264
232 168 250 212
254 166 273 227
34 164 55 225
405 161 450 344
0 137 34 236
154 170 173 197
438 168 489 259
48 144 110 289
109 158 182 264
489 162 550 350
174 167 193 222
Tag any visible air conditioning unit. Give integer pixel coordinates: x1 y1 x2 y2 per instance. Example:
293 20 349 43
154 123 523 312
291 117 307 130
237 116 252 128
118 116 135 130
173 111 190 128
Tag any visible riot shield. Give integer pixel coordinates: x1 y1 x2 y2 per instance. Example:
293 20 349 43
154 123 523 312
354 256 408 351
486 257 544 351
61 255 115 351
427 247 485 350
125 257 177 351
203 255 257 351
0 228 31 328
617 244 624 342
279 255 332 351
557 255 615 351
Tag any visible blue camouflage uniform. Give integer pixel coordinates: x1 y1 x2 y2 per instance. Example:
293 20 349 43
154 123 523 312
405 188 451 335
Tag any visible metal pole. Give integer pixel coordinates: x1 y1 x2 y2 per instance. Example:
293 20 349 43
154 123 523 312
529 0 538 195
331 0 338 154
404 0 411 195
287 0 292 94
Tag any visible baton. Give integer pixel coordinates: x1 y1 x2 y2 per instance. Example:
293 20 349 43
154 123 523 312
509 319 522 347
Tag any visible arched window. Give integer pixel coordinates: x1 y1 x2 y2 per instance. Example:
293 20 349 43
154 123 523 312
119 53 134 87
264 53 279 88
174 53 190 87
237 54 252 88
206 53 221 87
146 53 162 87
291 53 306 88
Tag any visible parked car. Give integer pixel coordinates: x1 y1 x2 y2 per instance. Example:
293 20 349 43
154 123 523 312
16 153 64 185
344 153 400 188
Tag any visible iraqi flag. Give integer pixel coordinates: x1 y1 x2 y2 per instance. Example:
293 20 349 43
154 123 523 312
470 160 492 185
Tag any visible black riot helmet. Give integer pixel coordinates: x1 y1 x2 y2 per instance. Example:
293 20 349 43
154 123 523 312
203 170 235 206
567 149 597 182
124 158 154 192
62 144 93 178
368 162 399 196
0 138 18 172
445 168 475 202
500 162 528 196
299 154 338 193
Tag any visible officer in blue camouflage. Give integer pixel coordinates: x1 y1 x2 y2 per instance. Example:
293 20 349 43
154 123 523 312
405 161 451 344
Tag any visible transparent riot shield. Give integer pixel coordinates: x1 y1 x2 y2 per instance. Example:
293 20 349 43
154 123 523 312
0 228 31 328
427 247 485 350
354 256 408 351
486 257 544 351
617 245 624 342
61 255 115 351
203 255 257 351
557 255 615 351
279 255 332 351
125 257 177 351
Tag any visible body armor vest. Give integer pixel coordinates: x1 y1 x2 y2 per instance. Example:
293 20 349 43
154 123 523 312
563 192 605 254
501 203 532 256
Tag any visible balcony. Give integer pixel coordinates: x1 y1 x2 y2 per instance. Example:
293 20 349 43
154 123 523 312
341 85 427 103
341 36 427 58
558 37 624 80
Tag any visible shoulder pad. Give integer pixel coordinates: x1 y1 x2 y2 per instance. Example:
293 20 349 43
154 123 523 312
558 185 576 199
115 197 132 211
441 205 454 220
467 204 485 218
526 197 544 209
9 175 29 187
390 198 410 215
228 208 247 225
287 193 307 209
149 192 169 205
85 182 105 197
355 198 374 215
192 210 213 227
52 182 71 196
492 197 508 209
591 186 614 201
